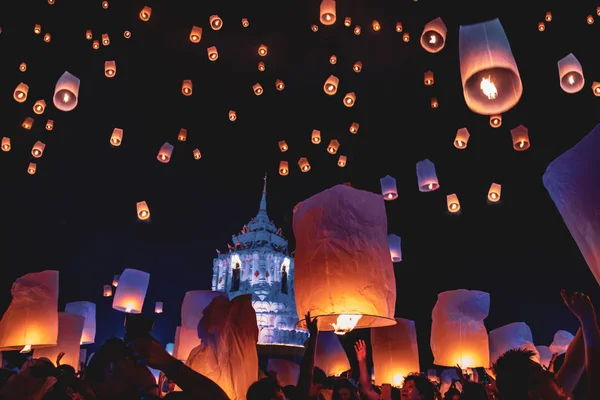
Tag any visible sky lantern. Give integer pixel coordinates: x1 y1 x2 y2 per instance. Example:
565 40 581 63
155 302 163 314
193 149 201 160
430 289 491 368
510 125 530 151
587 15 595 24
446 194 461 213
337 155 347 167
592 81 600 96
327 139 340 154
459 19 522 115
315 331 350 376
140 6 152 21
420 18 447 53
229 110 237 121
85 29 92 39
32 141 45 158
46 120 54 131
545 11 552 22
538 22 545 31
349 122 359 134
14 82 29 102
33 100 46 114
178 128 187 142
279 161 289 176
454 128 470 149
311 129 321 144
182 80 192 96
157 142 174 163
93 40 100 50
35 24 42 34
65 301 96 345
267 359 300 387
402 32 410 42
324 75 339 95
124 30 131 39
102 1 108 9
489 322 539 364
537 346 553 368
103 285 112 297
278 140 288 152
137 201 150 220
490 114 502 128
190 26 202 43
320 0 336 25
53 71 80 112
22 117 34 130
112 275 120 287
311 24 318 32
344 17 351 27
258 44 268 56
424 71 434 86
549 330 574 355
101 33 110 46
354 25 361 35
353 61 362 73
104 61 116 77
396 22 403 32
242 18 249 27
253 83 264 95
430 98 438 108
19 62 26 72
0 270 59 353
112 269 150 314
329 55 337 64
34 312 85 367
543 123 600 285
275 79 285 91
44 33 51 42
110 128 123 146
298 157 311 172
209 15 223 30
293 184 396 334
380 175 398 200
1 138 10 152
557 53 584 93
343 92 356 107
372 20 381 31
488 183 502 202
207 46 218 61
27 163 37 175
258 61 265 71
387 234 402 262
416 159 440 192
372 318 419 386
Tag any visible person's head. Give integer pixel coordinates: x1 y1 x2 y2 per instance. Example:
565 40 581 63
167 379 176 392
443 387 460 400
402 374 436 400
460 382 488 400
493 348 567 400
332 379 358 400
246 377 286 400
310 366 327 396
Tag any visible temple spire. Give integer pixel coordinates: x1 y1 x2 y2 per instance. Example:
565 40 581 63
257 174 268 219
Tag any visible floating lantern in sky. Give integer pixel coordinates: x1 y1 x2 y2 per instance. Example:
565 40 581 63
14 83 28 102
207 46 218 61
387 234 402 262
372 318 419 386
19 62 26 72
329 55 337 64
157 142 174 163
338 155 347 167
459 19 522 115
549 330 574 355
102 33 110 46
587 15 595 24
33 100 46 114
311 129 321 144
102 1 108 9
275 79 285 91
447 194 461 213
190 26 202 43
543 123 600 285
48 0 55 4
110 128 123 146
176 128 187 142
113 275 120 287
140 6 152 21
182 80 192 96
112 269 150 314
320 0 336 25
353 61 362 73
1 138 10 152
103 285 112 297
137 201 150 220
209 15 223 30
538 22 545 31
34 24 42 34
488 183 502 202
155 302 163 314
421 18 447 53
454 128 470 149
294 185 396 334
416 159 440 192
258 44 268 56
28 163 36 175
327 139 340 154
344 17 351 27
258 61 265 71
424 71 434 86
34 312 84 367
85 29 92 39
124 31 131 39
298 157 311 172
279 161 289 176
354 26 361 35
557 53 584 94
229 110 237 121
0 270 59 352
343 92 356 107
372 20 381 31
315 331 350 376
431 98 439 108
396 22 403 32
53 71 80 112
242 18 249 28
490 114 502 128
349 122 359 134
65 301 96 344
380 175 398 200
44 33 51 42
46 120 54 131
105 61 116 77
253 83 264 95
324 75 339 95
22 117 34 130
278 140 288 152
593 82 600 96
490 322 539 364
402 33 410 42
431 289 491 368
193 149 201 160
510 125 530 151
32 141 45 158
93 40 100 50
545 11 552 22
311 24 318 32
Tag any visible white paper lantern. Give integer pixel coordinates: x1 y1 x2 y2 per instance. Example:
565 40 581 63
112 275 120 287
315 331 350 376
112 268 150 314
557 53 585 94
65 301 96 344
34 312 85 368
549 330 574 355
267 358 300 387
380 175 398 200
182 291 226 331
174 325 199 361
420 17 447 53
536 345 553 368
155 302 163 313
416 159 440 192
53 71 80 112
489 322 539 364
387 234 402 263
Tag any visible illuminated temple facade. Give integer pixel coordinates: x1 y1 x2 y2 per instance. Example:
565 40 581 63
212 177 307 347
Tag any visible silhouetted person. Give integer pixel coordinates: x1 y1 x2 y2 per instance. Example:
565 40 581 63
231 262 241 292
281 266 288 294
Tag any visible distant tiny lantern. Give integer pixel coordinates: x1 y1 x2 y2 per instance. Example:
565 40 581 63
598 6 600 16
320 0 337 25
454 128 470 149
258 44 268 56
490 114 502 128
136 201 150 220
19 62 27 72
14 82 29 103
22 117 34 130
298 157 311 172
1 138 11 152
178 128 187 142
34 24 42 34
510 124 530 151
324 75 339 95
93 40 100 49
209 15 223 30
103 285 112 297
558 53 585 94
110 128 123 146
349 122 359 134
279 141 288 152
338 155 347 167
343 92 356 107
380 175 398 200
488 183 501 202
587 15 594 25
275 79 285 91
207 46 218 61
193 149 201 160
105 61 116 77
311 24 318 32
229 110 237 121
43 33 51 42
112 269 150 314
344 17 351 27
421 17 447 53
155 302 163 314
387 234 402 262
27 163 37 175
54 71 80 112
353 61 362 73
538 22 545 31
85 29 92 39
253 83 264 95
430 98 438 108
545 12 552 22
113 275 120 287
279 161 289 176
329 55 337 64
182 80 193 96
258 61 265 71
402 32 410 42
242 18 249 28
396 22 403 32
124 31 131 39
372 20 381 31
327 139 340 154
32 141 45 158
139 6 152 21
101 33 110 46
157 142 174 163
354 25 361 35
447 194 461 213
424 71 434 85
416 159 440 192
102 1 108 9
190 26 202 43
48 0 55 3
312 130 321 144
33 100 46 114
592 81 600 96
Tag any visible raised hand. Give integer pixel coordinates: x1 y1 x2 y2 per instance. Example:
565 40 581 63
561 290 597 324
56 352 65 366
354 339 367 363
305 312 318 337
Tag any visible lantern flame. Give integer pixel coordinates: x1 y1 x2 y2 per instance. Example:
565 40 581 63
63 93 70 103
21 345 31 353
568 75 574 85
519 140 525 148
429 35 436 44
428 183 433 190
125 307 132 313
480 76 498 100
393 374 404 387
457 140 463 147
331 314 362 335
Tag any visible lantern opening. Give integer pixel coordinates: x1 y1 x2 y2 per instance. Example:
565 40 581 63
332 314 362 335
20 345 32 353
465 69 514 107
422 31 444 51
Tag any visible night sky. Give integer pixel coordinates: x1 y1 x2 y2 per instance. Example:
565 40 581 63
0 0 599 368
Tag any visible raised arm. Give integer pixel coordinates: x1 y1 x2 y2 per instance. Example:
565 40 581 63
354 340 379 400
296 313 318 400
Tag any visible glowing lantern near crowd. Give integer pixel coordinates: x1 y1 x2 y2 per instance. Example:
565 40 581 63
557 53 584 94
380 175 398 200
315 331 350 376
112 269 150 314
489 322 539 364
454 128 470 149
416 159 440 192
137 201 150 220
320 0 336 25
549 330 574 355
53 71 80 112
157 142 174 163
387 234 402 262
34 312 85 367
65 301 96 344
267 359 300 387
421 18 447 53
372 318 420 386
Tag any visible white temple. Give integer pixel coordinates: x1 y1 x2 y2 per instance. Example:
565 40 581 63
212 176 308 347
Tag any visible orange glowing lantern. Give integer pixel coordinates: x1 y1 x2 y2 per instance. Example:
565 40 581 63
45 120 54 131
33 100 46 114
416 159 440 192
182 80 193 96
424 71 434 86
598 6 600 16
372 318 420 386
139 6 152 21
538 22 545 31
253 83 264 95
353 61 362 73
207 46 218 61
1 138 10 152
113 275 120 287
343 17 351 27
587 15 594 24
510 124 530 151
354 25 361 35
19 62 26 72
190 26 202 43
402 33 410 42
298 157 311 172
22 117 34 130
155 302 163 314
137 201 150 220
320 0 337 25
329 54 337 64
124 30 131 39
311 24 318 32
396 22 403 32
14 82 28 102
32 141 45 158
558 53 585 94
421 18 447 53
242 18 249 28
545 12 552 22
459 19 522 115
258 61 265 71
110 128 123 146
454 128 470 149
593 81 600 96
490 114 502 128
105 60 116 78
85 29 92 39
372 20 381 31
209 15 223 30
488 183 501 202
193 149 201 160
53 71 80 112
324 75 339 95
101 33 109 46
349 123 359 134
27 163 37 175
311 129 321 144
258 44 268 56
315 331 350 376
65 301 96 345
34 24 42 34
337 155 347 167
44 33 51 42
33 312 85 368
275 79 285 91
327 140 340 154
278 141 288 152
430 98 439 108
93 40 100 49
177 128 187 142
112 269 150 314
447 194 461 213
343 92 356 107
101 0 109 8
103 285 112 297
279 161 289 176
380 175 398 200
157 142 174 163
229 110 237 121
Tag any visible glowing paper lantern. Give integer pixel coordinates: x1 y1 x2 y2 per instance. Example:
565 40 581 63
372 318 419 386
543 124 600 284
166 342 174 355
549 330 574 355
1 138 10 152
490 114 502 128
430 289 490 368
489 322 539 364
424 71 434 86
353 61 362 73
380 175 398 201
311 129 321 144
101 33 110 46
338 155 347 167
420 18 447 53
103 285 112 297
189 26 202 43
315 331 350 376
327 140 339 154
44 33 51 42
536 346 552 368
396 22 403 32
110 128 123 146
538 22 545 32
324 75 339 95
278 141 288 152
53 71 80 112
298 157 311 172
157 142 174 163
510 125 530 151
155 302 163 314
22 117 34 130
311 24 318 32
593 82 600 96
33 100 46 114
267 359 300 387
34 312 84 368
354 26 361 35
275 79 285 91
182 80 192 96
587 15 594 24
193 149 201 160
207 46 218 61
258 61 265 71
27 163 37 175
557 53 584 94
545 12 552 22
85 29 92 39
112 275 120 287
447 194 461 213
258 44 268 56
372 20 381 31
104 61 116 78
293 184 396 333
35 24 42 34
45 120 54 131
349 123 359 134
454 128 470 149
431 98 439 108
124 30 131 39
139 6 152 21
229 110 237 121
178 128 187 142
343 92 356 107
488 183 502 202
209 15 223 30
345 17 351 27
112 268 150 314
31 141 45 158
330 55 337 64
459 19 522 115
403 33 410 42
0 270 59 352
64 301 96 344
92 40 99 50
387 234 402 262
320 0 336 25
14 82 29 102
253 83 264 95
416 159 440 192
279 161 289 176
242 18 249 27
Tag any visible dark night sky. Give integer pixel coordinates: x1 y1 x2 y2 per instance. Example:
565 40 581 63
0 0 599 368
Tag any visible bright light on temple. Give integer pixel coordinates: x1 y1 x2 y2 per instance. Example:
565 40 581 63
332 314 362 335
480 76 498 100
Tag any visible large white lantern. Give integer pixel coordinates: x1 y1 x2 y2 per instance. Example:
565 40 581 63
489 322 539 364
65 301 96 344
549 330 574 355
112 268 150 314
34 312 85 368
53 71 80 112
